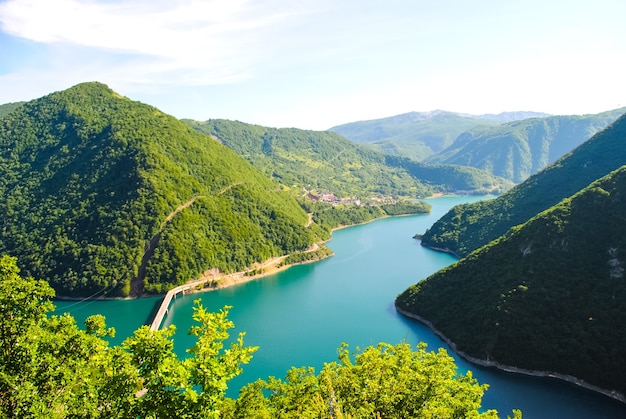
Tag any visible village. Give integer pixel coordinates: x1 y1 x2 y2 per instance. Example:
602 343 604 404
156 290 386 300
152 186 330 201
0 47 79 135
305 190 400 206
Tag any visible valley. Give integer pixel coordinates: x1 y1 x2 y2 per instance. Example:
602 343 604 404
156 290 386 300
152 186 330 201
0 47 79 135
2 83 626 417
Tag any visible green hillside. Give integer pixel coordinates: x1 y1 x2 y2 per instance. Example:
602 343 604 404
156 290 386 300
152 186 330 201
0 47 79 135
0 83 318 297
396 166 626 397
186 119 512 198
0 101 24 118
383 155 513 194
426 108 626 182
186 119 431 198
421 113 626 258
329 110 498 161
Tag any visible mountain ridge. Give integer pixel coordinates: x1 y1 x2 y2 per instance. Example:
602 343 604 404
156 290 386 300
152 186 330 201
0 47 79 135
0 82 319 296
420 112 626 257
331 108 624 183
426 107 626 182
185 118 512 198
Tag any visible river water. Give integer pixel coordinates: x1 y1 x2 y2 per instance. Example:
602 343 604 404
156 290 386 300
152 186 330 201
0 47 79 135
55 195 626 418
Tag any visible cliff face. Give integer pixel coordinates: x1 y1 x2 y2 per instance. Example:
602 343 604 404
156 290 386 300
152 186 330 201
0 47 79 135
397 165 626 397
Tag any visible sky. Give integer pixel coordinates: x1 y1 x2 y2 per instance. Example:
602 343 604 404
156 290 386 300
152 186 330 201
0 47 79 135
0 0 625 130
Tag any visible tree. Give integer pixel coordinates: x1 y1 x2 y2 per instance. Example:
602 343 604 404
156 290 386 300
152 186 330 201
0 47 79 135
0 255 518 418
0 255 256 418
225 342 520 419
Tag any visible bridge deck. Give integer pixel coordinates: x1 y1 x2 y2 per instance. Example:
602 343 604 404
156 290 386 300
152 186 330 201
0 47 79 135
149 283 195 330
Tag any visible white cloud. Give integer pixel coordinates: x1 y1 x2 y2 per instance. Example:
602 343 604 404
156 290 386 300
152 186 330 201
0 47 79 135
1 0 265 51
0 0 318 86
1 0 625 129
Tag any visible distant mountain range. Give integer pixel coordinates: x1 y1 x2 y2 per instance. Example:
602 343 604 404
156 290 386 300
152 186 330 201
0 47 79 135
397 114 626 399
330 110 501 161
426 109 626 182
332 108 626 183
461 111 552 122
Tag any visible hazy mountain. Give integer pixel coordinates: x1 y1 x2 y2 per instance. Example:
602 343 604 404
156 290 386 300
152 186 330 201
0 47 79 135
186 119 512 198
328 111 500 161
469 111 551 122
397 165 626 398
328 110 552 162
426 108 626 182
0 83 319 297
420 112 626 258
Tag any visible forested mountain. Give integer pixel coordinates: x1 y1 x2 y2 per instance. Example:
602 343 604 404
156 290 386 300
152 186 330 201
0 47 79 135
329 110 499 161
426 108 626 182
329 110 550 162
396 165 626 398
421 113 626 258
0 101 24 118
0 82 321 297
186 119 512 198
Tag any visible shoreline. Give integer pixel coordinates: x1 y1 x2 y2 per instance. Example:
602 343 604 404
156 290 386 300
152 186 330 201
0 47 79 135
146 211 417 300
55 209 429 302
51 194 473 302
394 305 626 404
418 240 462 259
54 247 333 302
147 250 333 330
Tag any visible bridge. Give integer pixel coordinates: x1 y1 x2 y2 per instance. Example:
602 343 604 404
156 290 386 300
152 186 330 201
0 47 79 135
148 255 286 331
149 283 197 331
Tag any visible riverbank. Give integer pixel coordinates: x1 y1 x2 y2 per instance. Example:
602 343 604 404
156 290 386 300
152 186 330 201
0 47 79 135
172 248 332 298
146 209 436 329
417 240 462 259
162 203 436 297
394 305 626 404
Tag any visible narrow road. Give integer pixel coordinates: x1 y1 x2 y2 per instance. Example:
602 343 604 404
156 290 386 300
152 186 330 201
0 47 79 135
130 182 244 297
159 195 205 230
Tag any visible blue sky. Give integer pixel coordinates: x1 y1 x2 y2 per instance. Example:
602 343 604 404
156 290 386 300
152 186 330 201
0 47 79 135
1 0 625 130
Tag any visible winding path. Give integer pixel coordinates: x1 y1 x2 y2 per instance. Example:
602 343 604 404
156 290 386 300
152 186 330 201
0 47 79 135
130 182 244 297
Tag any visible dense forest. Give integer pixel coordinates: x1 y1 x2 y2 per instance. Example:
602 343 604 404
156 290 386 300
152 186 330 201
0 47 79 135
397 166 626 398
0 83 441 298
421 112 626 258
0 101 24 118
0 83 320 296
0 255 521 418
186 119 511 198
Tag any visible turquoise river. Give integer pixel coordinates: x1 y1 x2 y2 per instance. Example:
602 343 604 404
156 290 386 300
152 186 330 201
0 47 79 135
55 195 626 418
